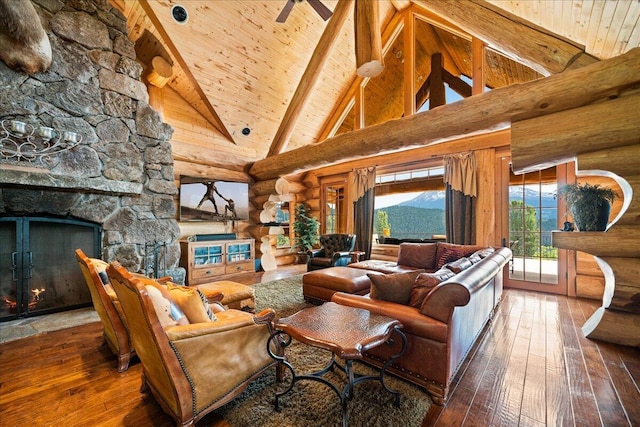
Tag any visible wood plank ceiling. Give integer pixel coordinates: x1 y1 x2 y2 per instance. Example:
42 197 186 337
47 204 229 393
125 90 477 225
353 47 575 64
111 0 639 171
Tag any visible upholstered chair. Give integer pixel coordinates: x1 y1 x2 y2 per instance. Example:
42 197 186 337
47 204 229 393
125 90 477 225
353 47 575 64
307 233 356 271
106 261 281 427
75 249 133 372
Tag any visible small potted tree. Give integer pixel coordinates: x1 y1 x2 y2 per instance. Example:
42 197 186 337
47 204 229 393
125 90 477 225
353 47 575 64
559 183 618 231
293 203 320 263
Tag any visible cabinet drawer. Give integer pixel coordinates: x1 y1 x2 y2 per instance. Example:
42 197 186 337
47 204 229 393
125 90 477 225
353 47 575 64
191 266 225 281
225 261 254 274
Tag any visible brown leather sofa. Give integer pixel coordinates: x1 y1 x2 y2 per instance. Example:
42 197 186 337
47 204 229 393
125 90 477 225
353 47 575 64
332 246 511 405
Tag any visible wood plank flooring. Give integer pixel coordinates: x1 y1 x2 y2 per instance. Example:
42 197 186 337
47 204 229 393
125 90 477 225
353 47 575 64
0 266 638 427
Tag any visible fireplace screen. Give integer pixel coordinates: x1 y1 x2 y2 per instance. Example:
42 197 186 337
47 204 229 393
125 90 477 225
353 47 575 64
0 217 100 321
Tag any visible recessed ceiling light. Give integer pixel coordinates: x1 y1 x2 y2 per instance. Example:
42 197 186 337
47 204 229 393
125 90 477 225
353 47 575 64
171 5 188 25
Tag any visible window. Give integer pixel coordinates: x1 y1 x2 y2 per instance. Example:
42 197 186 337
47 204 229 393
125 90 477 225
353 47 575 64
275 202 292 248
321 176 348 234
374 166 446 242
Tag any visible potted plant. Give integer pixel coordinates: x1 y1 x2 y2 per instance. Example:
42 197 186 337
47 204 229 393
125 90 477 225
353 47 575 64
559 183 618 231
293 203 320 262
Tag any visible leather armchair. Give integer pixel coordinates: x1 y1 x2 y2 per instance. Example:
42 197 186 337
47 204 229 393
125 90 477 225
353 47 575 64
106 261 280 427
307 233 356 271
75 248 133 372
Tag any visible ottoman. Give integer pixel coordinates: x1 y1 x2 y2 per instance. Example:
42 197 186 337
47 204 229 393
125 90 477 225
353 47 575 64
302 266 383 304
196 281 255 312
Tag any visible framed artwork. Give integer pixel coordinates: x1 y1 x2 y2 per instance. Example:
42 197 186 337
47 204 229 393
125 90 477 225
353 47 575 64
179 178 249 222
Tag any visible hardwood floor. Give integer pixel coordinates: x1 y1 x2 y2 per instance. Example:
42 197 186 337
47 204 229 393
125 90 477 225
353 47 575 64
0 266 638 427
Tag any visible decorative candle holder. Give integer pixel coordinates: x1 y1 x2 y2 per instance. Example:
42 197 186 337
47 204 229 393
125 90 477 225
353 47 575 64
0 119 83 162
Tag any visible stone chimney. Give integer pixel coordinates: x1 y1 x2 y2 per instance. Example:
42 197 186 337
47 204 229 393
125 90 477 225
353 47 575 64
0 0 182 279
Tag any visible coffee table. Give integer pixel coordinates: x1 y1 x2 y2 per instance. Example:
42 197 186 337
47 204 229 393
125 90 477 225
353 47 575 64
267 302 406 427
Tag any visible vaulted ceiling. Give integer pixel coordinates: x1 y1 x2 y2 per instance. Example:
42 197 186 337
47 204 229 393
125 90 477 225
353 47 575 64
111 0 639 171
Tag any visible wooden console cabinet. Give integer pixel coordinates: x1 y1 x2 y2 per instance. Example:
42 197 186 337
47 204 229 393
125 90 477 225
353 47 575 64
180 238 255 285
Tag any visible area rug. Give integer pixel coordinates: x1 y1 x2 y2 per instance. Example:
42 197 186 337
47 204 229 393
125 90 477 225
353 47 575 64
217 275 431 427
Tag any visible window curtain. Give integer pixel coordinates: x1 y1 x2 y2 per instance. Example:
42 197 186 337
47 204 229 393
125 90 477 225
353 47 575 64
444 152 477 244
351 167 376 259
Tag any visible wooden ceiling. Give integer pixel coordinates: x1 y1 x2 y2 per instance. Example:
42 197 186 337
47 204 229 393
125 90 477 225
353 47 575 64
111 0 639 170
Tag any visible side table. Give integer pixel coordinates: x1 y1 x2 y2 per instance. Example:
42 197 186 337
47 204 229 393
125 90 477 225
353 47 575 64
267 302 406 427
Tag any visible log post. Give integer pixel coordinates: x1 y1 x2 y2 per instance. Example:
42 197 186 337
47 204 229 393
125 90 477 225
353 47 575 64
355 0 384 78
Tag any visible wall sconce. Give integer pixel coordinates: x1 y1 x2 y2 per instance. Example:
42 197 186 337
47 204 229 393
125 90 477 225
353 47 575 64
0 119 82 162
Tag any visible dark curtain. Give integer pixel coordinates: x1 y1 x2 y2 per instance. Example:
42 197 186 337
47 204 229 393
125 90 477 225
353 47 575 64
354 187 375 259
444 152 477 245
352 167 376 259
445 184 475 244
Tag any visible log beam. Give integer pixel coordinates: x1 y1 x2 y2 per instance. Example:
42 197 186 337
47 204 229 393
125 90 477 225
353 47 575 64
249 48 640 181
266 0 354 157
511 94 640 173
413 0 599 76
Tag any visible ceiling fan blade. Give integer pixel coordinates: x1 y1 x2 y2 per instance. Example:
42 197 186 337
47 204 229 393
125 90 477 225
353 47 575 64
307 0 333 21
276 0 296 23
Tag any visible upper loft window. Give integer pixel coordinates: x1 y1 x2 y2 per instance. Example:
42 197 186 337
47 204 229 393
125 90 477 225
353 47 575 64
376 166 444 184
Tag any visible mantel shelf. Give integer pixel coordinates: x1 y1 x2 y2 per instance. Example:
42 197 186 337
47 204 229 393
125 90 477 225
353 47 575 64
552 230 640 258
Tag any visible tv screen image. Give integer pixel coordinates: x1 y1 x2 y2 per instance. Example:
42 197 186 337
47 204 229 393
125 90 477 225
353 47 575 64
180 180 249 222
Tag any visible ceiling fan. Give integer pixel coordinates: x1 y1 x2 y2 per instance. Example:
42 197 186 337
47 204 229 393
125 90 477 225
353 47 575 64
276 0 333 23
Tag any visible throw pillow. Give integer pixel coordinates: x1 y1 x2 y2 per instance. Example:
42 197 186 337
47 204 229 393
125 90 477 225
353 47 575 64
145 285 178 327
468 253 482 264
368 270 424 305
472 247 495 259
167 283 217 323
409 268 456 308
444 257 473 273
397 243 437 270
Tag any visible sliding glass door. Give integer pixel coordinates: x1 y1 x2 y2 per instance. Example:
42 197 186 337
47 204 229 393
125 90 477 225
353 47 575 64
501 158 568 294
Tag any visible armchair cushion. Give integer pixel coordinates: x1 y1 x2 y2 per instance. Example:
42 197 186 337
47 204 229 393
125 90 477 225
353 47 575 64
145 285 182 328
368 270 424 305
167 283 217 323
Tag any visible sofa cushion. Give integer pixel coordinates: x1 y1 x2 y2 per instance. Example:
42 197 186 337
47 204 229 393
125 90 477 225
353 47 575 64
435 243 486 269
368 270 424 305
472 247 495 259
409 268 456 308
444 257 473 273
168 284 217 323
397 243 437 270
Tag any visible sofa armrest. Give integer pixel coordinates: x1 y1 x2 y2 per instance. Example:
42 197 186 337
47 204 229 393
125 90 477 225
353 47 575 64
331 292 447 343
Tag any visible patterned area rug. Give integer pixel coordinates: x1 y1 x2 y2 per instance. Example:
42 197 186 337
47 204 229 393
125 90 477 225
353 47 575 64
217 275 431 427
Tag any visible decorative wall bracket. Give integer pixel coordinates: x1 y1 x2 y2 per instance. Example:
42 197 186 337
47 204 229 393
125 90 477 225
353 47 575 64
0 119 82 162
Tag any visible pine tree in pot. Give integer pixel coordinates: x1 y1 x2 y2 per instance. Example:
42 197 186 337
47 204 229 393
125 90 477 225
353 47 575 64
293 203 320 263
559 183 618 231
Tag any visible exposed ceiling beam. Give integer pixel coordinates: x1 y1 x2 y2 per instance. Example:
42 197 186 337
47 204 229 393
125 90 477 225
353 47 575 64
248 47 640 181
412 0 599 76
139 0 234 143
266 0 355 157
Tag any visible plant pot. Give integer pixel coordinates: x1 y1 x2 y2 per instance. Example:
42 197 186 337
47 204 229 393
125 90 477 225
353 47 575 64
572 201 611 231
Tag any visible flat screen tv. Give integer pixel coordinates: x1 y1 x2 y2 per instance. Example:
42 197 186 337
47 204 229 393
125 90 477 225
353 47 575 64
179 178 249 222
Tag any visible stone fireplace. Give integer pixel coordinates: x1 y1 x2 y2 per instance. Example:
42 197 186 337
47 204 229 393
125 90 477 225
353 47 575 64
0 0 182 319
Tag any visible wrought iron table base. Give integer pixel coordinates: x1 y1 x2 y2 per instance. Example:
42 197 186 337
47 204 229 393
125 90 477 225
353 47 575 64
267 327 407 427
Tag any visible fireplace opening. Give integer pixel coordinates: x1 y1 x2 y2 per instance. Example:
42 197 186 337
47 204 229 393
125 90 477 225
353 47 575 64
0 216 101 321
